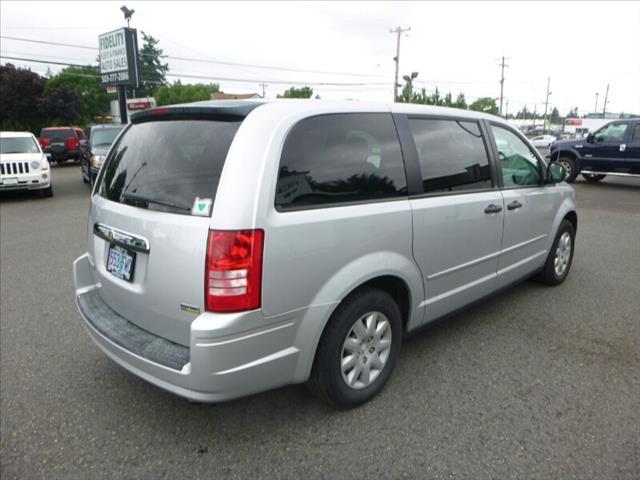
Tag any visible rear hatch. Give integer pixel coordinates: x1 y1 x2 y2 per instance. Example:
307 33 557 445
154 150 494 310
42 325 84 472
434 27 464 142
88 105 258 346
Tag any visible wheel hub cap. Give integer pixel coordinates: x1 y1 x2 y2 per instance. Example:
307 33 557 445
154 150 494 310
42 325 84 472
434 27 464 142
554 231 572 277
341 311 392 389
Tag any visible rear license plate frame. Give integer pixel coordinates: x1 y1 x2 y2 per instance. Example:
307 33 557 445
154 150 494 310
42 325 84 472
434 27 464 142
106 244 136 282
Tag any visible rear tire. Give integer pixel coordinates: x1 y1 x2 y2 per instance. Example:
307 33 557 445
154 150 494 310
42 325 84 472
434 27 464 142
582 173 606 182
308 288 402 408
557 156 578 183
536 219 575 286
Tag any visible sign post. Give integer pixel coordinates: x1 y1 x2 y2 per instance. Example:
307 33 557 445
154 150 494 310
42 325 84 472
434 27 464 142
98 27 140 124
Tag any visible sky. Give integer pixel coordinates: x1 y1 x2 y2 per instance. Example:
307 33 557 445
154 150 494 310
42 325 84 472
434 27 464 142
1 1 639 116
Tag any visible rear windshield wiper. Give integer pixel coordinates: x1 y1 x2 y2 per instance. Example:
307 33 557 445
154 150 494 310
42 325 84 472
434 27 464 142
121 192 191 212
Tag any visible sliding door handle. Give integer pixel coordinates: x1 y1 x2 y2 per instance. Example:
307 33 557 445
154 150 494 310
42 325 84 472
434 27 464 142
507 200 523 211
484 204 503 214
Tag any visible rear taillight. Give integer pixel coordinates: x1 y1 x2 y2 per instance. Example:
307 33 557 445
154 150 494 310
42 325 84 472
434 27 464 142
40 137 49 147
66 137 78 150
205 229 264 313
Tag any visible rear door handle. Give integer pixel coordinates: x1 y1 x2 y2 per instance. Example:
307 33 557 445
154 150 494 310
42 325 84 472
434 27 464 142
484 204 503 214
507 200 523 211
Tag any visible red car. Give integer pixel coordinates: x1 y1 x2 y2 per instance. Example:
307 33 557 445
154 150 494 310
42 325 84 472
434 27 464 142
39 127 84 163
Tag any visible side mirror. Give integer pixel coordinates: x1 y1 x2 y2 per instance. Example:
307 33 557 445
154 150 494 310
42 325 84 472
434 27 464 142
586 133 595 143
547 162 565 183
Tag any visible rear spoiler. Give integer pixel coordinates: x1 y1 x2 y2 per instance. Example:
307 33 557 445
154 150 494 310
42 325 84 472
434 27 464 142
130 102 263 124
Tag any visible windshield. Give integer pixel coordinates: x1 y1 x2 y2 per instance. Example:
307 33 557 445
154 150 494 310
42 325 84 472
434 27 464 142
1 137 40 154
91 127 123 147
98 119 242 215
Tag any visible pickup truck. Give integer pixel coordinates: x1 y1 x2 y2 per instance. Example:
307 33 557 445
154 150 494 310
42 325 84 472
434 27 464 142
548 119 640 182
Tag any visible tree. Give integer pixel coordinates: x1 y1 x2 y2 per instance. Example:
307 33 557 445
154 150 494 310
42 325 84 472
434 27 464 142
155 80 220 106
132 32 169 97
566 107 579 118
549 107 560 124
45 66 112 124
469 97 499 115
277 86 313 99
40 84 81 124
0 64 47 132
452 93 467 110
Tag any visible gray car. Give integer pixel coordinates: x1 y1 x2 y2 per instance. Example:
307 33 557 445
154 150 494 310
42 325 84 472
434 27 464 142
73 100 576 408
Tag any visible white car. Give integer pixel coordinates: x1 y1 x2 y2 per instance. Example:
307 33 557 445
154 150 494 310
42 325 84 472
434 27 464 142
529 134 557 148
0 131 53 197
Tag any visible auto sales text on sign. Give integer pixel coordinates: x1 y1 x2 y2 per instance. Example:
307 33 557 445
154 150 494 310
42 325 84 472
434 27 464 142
99 29 128 74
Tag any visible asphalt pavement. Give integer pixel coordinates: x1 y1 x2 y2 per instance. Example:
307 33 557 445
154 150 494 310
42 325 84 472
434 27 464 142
1 164 639 479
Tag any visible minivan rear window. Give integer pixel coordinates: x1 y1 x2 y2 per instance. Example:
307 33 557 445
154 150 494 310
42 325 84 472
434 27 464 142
97 119 241 215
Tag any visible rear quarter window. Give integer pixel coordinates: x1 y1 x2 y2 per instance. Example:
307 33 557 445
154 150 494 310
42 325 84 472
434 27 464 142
276 113 407 209
97 119 241 215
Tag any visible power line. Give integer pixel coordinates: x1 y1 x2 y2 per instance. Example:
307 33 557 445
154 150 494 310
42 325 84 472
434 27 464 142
0 54 392 87
1 35 388 79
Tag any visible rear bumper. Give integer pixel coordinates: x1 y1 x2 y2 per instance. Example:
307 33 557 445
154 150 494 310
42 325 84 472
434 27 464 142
0 173 51 191
73 253 330 402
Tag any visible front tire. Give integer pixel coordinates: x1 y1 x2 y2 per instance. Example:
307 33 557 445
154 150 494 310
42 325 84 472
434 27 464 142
557 156 578 183
37 184 53 198
308 288 402 408
582 173 606 182
536 220 575 286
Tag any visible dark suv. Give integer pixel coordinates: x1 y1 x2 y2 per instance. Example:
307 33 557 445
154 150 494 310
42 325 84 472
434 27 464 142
39 127 84 164
80 124 124 185
549 119 640 182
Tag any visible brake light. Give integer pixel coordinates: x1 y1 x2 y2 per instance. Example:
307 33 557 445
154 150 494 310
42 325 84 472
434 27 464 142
40 137 49 147
205 229 264 313
66 137 78 150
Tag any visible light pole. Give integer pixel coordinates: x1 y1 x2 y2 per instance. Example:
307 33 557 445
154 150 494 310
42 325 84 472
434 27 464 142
543 77 552 134
594 92 599 116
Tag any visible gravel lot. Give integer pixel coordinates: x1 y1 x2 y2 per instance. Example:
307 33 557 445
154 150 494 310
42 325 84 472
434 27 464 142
1 164 639 479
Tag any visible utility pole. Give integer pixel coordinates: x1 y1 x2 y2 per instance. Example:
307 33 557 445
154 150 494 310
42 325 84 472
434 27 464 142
543 76 552 134
505 99 509 118
390 26 410 102
259 83 268 99
594 92 599 115
602 84 610 117
496 56 510 116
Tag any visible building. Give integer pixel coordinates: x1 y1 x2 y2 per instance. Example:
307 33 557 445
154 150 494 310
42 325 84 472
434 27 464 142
211 92 261 100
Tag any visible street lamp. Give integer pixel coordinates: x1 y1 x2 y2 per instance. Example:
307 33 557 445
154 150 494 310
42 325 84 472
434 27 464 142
120 5 135 27
402 71 419 83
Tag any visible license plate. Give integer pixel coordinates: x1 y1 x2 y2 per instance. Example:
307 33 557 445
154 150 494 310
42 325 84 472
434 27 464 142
3 177 18 186
106 245 136 282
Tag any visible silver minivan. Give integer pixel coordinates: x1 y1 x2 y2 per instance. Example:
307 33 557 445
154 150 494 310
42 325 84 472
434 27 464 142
73 100 576 408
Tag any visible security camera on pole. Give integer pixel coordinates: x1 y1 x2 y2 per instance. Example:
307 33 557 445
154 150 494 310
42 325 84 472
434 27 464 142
98 5 140 124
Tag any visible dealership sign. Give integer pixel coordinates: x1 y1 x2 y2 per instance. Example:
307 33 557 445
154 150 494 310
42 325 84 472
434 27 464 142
98 27 139 87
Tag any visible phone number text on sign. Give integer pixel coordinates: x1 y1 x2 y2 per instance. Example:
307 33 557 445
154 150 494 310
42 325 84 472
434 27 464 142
102 71 130 84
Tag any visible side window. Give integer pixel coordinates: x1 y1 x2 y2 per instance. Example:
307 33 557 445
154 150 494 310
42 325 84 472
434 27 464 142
490 125 542 187
594 123 628 142
408 118 492 194
276 113 407 209
631 124 640 143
